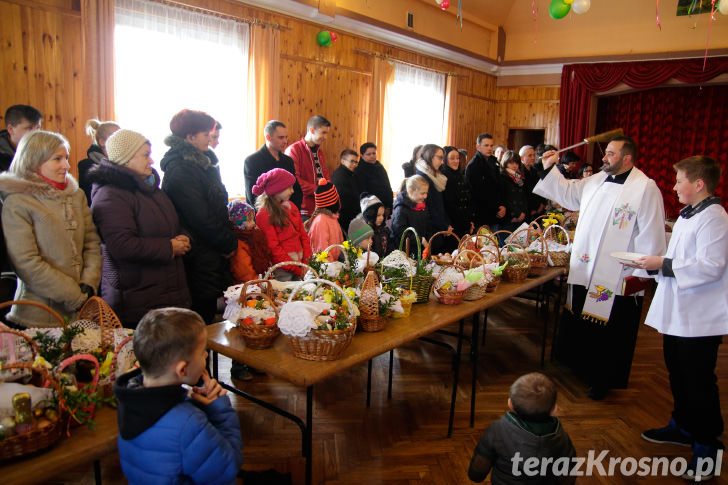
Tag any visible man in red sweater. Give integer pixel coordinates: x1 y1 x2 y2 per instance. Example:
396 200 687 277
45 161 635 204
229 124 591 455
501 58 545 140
285 115 332 220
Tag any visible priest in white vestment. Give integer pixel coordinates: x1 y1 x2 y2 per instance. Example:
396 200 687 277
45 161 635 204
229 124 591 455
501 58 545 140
533 136 666 399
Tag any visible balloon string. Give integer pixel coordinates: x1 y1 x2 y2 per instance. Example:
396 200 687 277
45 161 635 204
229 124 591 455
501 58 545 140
703 0 716 71
532 0 538 43
458 0 463 30
656 0 662 30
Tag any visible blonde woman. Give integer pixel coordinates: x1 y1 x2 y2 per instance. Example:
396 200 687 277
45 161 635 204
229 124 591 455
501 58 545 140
0 130 101 327
78 118 120 204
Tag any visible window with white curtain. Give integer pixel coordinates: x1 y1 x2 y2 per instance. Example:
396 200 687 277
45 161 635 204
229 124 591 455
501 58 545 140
383 63 446 191
114 0 250 196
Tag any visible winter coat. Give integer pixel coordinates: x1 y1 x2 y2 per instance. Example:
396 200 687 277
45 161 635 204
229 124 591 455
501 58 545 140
465 152 505 227
372 223 392 257
501 171 529 224
0 130 14 172
78 144 104 205
391 191 430 258
88 160 190 328
355 160 393 211
524 164 547 217
441 165 474 238
114 369 243 485
416 169 451 234
307 210 343 261
285 139 331 217
243 144 302 210
256 201 312 277
230 227 272 284
331 165 360 236
0 172 101 327
160 136 237 302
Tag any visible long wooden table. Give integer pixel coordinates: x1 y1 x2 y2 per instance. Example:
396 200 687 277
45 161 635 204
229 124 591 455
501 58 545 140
207 267 565 485
1 406 118 484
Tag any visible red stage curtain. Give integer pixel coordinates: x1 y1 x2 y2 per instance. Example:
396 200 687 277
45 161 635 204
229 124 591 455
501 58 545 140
560 58 728 161
595 85 728 218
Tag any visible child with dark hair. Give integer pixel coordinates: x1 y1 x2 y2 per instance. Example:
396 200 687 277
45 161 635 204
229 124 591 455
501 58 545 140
114 307 243 484
468 372 576 484
360 193 391 256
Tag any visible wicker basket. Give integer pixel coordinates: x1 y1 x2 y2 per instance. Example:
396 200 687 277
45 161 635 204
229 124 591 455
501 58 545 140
457 233 500 267
433 265 467 305
502 242 532 283
56 353 101 427
358 270 385 332
284 279 357 361
427 230 461 265
235 291 280 350
264 260 319 281
455 250 489 301
322 244 355 288
382 227 435 304
544 224 572 267
513 225 548 276
0 358 65 461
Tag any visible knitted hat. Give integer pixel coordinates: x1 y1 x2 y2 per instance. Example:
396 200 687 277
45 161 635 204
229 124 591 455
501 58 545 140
347 215 374 246
359 193 382 214
252 168 296 197
314 178 340 211
106 129 149 166
227 199 255 228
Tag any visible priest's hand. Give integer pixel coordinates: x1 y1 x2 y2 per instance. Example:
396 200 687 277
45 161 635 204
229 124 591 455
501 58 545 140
542 150 558 169
634 255 663 271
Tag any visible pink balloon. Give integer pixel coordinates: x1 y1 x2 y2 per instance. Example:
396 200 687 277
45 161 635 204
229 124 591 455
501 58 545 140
440 0 450 10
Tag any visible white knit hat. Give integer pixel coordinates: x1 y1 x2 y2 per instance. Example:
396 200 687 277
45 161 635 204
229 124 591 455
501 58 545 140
359 193 382 214
106 129 149 166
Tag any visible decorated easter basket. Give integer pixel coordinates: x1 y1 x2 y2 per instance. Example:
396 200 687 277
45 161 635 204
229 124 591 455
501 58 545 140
235 284 280 350
426 230 461 266
543 224 571 267
513 224 548 276
381 227 434 304
283 279 357 361
264 262 320 304
455 249 490 301
501 241 532 283
457 233 500 270
481 248 502 292
433 265 467 305
358 270 386 332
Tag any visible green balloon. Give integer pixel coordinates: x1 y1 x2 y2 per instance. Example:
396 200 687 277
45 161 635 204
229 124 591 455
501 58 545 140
549 0 571 19
317 30 332 46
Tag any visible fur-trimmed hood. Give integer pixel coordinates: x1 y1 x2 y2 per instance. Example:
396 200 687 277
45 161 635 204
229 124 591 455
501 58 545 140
87 159 160 196
0 171 79 199
159 135 211 172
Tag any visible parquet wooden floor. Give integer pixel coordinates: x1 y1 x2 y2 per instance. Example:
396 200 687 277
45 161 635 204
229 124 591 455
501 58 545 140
46 292 728 484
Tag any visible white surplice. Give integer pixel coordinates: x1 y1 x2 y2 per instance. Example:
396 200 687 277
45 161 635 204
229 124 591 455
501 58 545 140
645 204 728 337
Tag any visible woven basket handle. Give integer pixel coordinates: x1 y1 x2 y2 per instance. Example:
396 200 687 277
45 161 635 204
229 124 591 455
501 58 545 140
427 230 461 255
57 353 101 391
456 249 487 273
239 279 273 303
503 241 532 269
458 233 501 261
323 244 348 265
109 335 134 380
264 261 319 280
76 296 123 352
490 230 513 247
239 292 280 319
513 227 548 258
286 278 357 321
543 224 571 246
0 300 67 327
1 361 64 406
398 227 422 261
0 327 42 358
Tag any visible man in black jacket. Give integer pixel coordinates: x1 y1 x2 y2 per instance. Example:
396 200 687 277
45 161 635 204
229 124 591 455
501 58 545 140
331 148 361 235
464 133 506 229
0 105 42 172
243 120 303 209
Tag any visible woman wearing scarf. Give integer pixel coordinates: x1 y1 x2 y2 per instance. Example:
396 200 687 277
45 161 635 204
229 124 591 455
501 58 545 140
88 129 191 329
415 144 452 254
441 146 474 239
500 150 528 232
0 130 101 327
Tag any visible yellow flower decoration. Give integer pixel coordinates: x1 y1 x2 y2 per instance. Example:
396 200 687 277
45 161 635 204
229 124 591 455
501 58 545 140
33 355 52 370
315 251 329 262
342 240 350 249
542 218 559 228
322 289 334 304
356 248 363 258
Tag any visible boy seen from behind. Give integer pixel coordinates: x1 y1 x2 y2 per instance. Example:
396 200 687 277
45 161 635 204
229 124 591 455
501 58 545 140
113 307 243 484
468 372 576 484
636 156 727 482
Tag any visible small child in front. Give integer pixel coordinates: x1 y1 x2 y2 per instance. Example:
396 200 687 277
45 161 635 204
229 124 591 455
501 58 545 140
113 307 243 484
360 193 391 256
254 168 312 281
228 198 272 284
304 179 344 261
391 175 431 257
637 156 727 482
468 372 576 484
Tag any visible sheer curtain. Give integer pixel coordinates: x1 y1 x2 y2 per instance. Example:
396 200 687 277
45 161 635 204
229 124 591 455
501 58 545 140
114 0 250 196
383 63 446 191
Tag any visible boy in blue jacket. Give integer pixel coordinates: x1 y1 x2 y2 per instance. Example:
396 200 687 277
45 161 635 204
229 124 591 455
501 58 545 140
113 307 243 484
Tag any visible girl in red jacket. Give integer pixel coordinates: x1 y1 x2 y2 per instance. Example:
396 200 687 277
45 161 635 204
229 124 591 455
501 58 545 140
303 179 344 261
253 168 312 281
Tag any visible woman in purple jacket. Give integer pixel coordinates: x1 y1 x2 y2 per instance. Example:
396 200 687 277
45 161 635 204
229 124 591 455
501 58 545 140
88 129 191 328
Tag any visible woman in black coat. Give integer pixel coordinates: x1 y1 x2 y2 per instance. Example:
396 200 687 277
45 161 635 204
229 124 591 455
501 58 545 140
160 109 237 324
441 146 474 239
500 150 529 233
89 129 190 328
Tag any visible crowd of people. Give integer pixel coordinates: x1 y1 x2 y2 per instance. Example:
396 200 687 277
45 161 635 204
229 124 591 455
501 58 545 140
1 102 726 483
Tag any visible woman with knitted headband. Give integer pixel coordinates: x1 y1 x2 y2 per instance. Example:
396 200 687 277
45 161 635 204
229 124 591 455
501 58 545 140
304 179 344 261
0 130 101 327
254 168 312 281
87 129 191 328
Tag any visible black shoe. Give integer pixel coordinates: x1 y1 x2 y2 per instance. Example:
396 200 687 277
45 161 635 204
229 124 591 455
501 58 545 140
586 385 608 400
642 418 693 447
230 361 253 381
681 442 723 482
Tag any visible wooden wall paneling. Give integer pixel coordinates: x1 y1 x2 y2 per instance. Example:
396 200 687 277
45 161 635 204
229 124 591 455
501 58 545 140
0 2 26 106
493 85 561 149
454 92 496 155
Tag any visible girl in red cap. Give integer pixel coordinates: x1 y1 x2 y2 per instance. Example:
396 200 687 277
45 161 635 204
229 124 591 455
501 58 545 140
253 168 311 280
304 179 344 261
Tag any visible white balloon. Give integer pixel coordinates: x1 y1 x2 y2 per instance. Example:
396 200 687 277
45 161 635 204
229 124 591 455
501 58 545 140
571 0 591 14
719 0 728 15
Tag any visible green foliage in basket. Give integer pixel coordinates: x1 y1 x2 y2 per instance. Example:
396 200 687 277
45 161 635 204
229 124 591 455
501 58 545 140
379 284 401 316
55 380 117 429
32 325 83 366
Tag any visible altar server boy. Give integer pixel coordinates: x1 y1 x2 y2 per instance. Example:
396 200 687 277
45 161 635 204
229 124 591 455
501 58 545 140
636 156 727 482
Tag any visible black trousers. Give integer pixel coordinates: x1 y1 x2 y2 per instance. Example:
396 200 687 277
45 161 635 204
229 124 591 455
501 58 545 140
191 296 218 326
554 284 642 389
664 334 724 446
